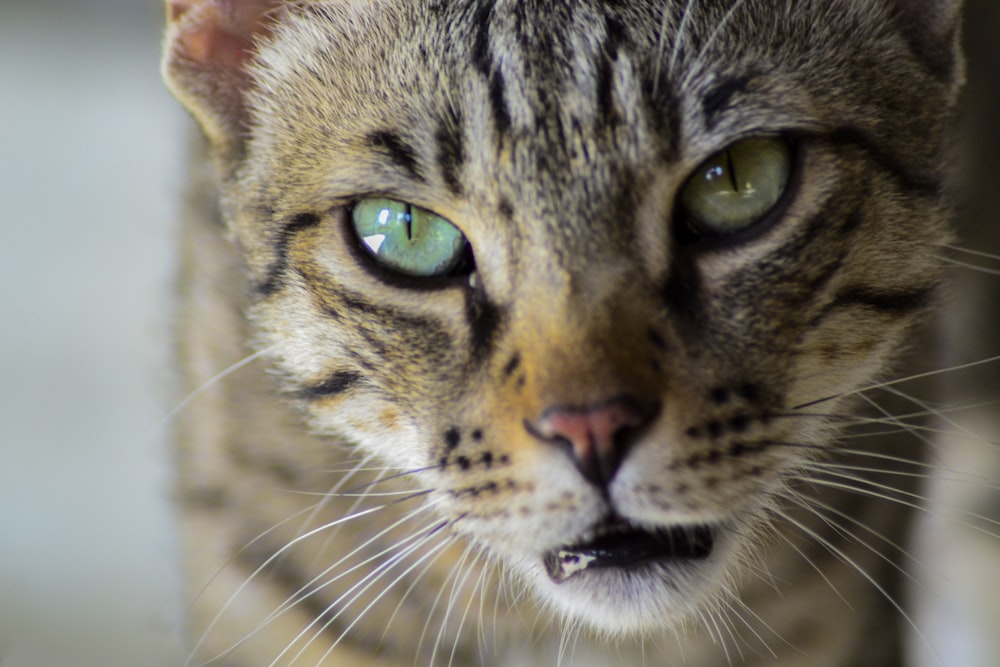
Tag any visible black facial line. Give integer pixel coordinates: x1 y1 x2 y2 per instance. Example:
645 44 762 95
256 212 323 298
366 130 426 183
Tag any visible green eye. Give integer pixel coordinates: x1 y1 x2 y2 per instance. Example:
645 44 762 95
679 137 792 238
351 198 470 277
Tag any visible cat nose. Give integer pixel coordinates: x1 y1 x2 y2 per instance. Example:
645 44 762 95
530 398 656 490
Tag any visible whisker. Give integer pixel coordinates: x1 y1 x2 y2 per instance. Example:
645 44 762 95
339 464 446 495
259 499 443 633
698 605 734 667
944 244 1000 262
771 506 945 667
282 518 453 666
477 565 493 666
294 453 380 574
681 0 752 92
820 397 1000 431
312 536 453 666
151 346 275 438
430 543 477 667
793 353 1000 410
717 596 778 661
663 0 696 83
280 488 431 499
939 254 1000 276
790 473 1000 538
877 385 999 448
807 459 1000 493
416 531 475 662
766 521 854 611
716 601 747 664
189 495 431 666
443 548 487 667
784 488 927 588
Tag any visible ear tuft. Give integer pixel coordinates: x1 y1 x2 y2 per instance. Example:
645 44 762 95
163 0 284 149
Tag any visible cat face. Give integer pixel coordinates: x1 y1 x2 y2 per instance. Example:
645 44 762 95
166 0 963 637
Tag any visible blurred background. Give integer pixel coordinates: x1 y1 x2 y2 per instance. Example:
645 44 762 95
0 1 185 665
0 1 996 667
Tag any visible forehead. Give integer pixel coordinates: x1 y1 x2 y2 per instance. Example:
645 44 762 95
241 0 909 213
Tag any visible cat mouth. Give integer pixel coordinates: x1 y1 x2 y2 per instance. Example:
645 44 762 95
542 518 718 583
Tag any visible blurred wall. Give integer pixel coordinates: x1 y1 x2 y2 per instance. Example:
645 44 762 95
0 1 186 665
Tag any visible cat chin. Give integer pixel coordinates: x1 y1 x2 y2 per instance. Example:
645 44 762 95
508 532 737 637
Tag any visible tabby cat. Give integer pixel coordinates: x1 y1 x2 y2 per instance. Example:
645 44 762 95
162 0 984 665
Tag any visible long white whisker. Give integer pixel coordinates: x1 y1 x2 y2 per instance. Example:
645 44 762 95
664 0 696 82
794 353 1000 410
784 488 926 588
282 519 452 666
294 453 379 574
447 549 488 667
772 507 945 667
717 595 778 661
416 529 475 662
151 346 275 438
183 499 333 632
790 473 1000 539
878 384 996 447
258 499 441 633
944 244 1000 262
939 254 1000 276
808 459 1000 493
431 543 477 667
189 497 427 666
311 536 453 667
767 522 854 611
681 0 751 91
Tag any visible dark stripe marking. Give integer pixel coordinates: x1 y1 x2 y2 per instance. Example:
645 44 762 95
256 213 322 297
299 371 363 400
641 72 681 162
436 105 466 195
498 197 514 221
828 285 935 316
595 16 626 128
892 11 959 83
470 0 496 76
662 249 703 328
465 289 504 362
701 74 754 126
829 126 940 195
488 69 512 136
366 130 425 182
502 353 521 378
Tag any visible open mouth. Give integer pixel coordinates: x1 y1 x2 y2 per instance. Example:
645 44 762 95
543 517 718 583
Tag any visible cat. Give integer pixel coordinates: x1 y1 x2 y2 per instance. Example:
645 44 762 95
161 1 991 665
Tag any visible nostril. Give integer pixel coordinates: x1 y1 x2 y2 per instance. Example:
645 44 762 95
529 397 656 489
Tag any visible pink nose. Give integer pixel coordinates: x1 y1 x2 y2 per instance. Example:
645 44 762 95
531 398 653 489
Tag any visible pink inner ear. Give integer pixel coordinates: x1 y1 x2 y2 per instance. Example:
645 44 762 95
167 0 282 69
182 25 255 70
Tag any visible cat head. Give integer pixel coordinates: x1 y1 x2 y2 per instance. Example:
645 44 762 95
165 0 963 635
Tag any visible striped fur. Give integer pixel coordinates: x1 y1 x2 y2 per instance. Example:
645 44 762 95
164 1 967 665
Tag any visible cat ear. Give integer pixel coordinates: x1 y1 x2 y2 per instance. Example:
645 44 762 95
887 0 965 83
162 0 284 149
